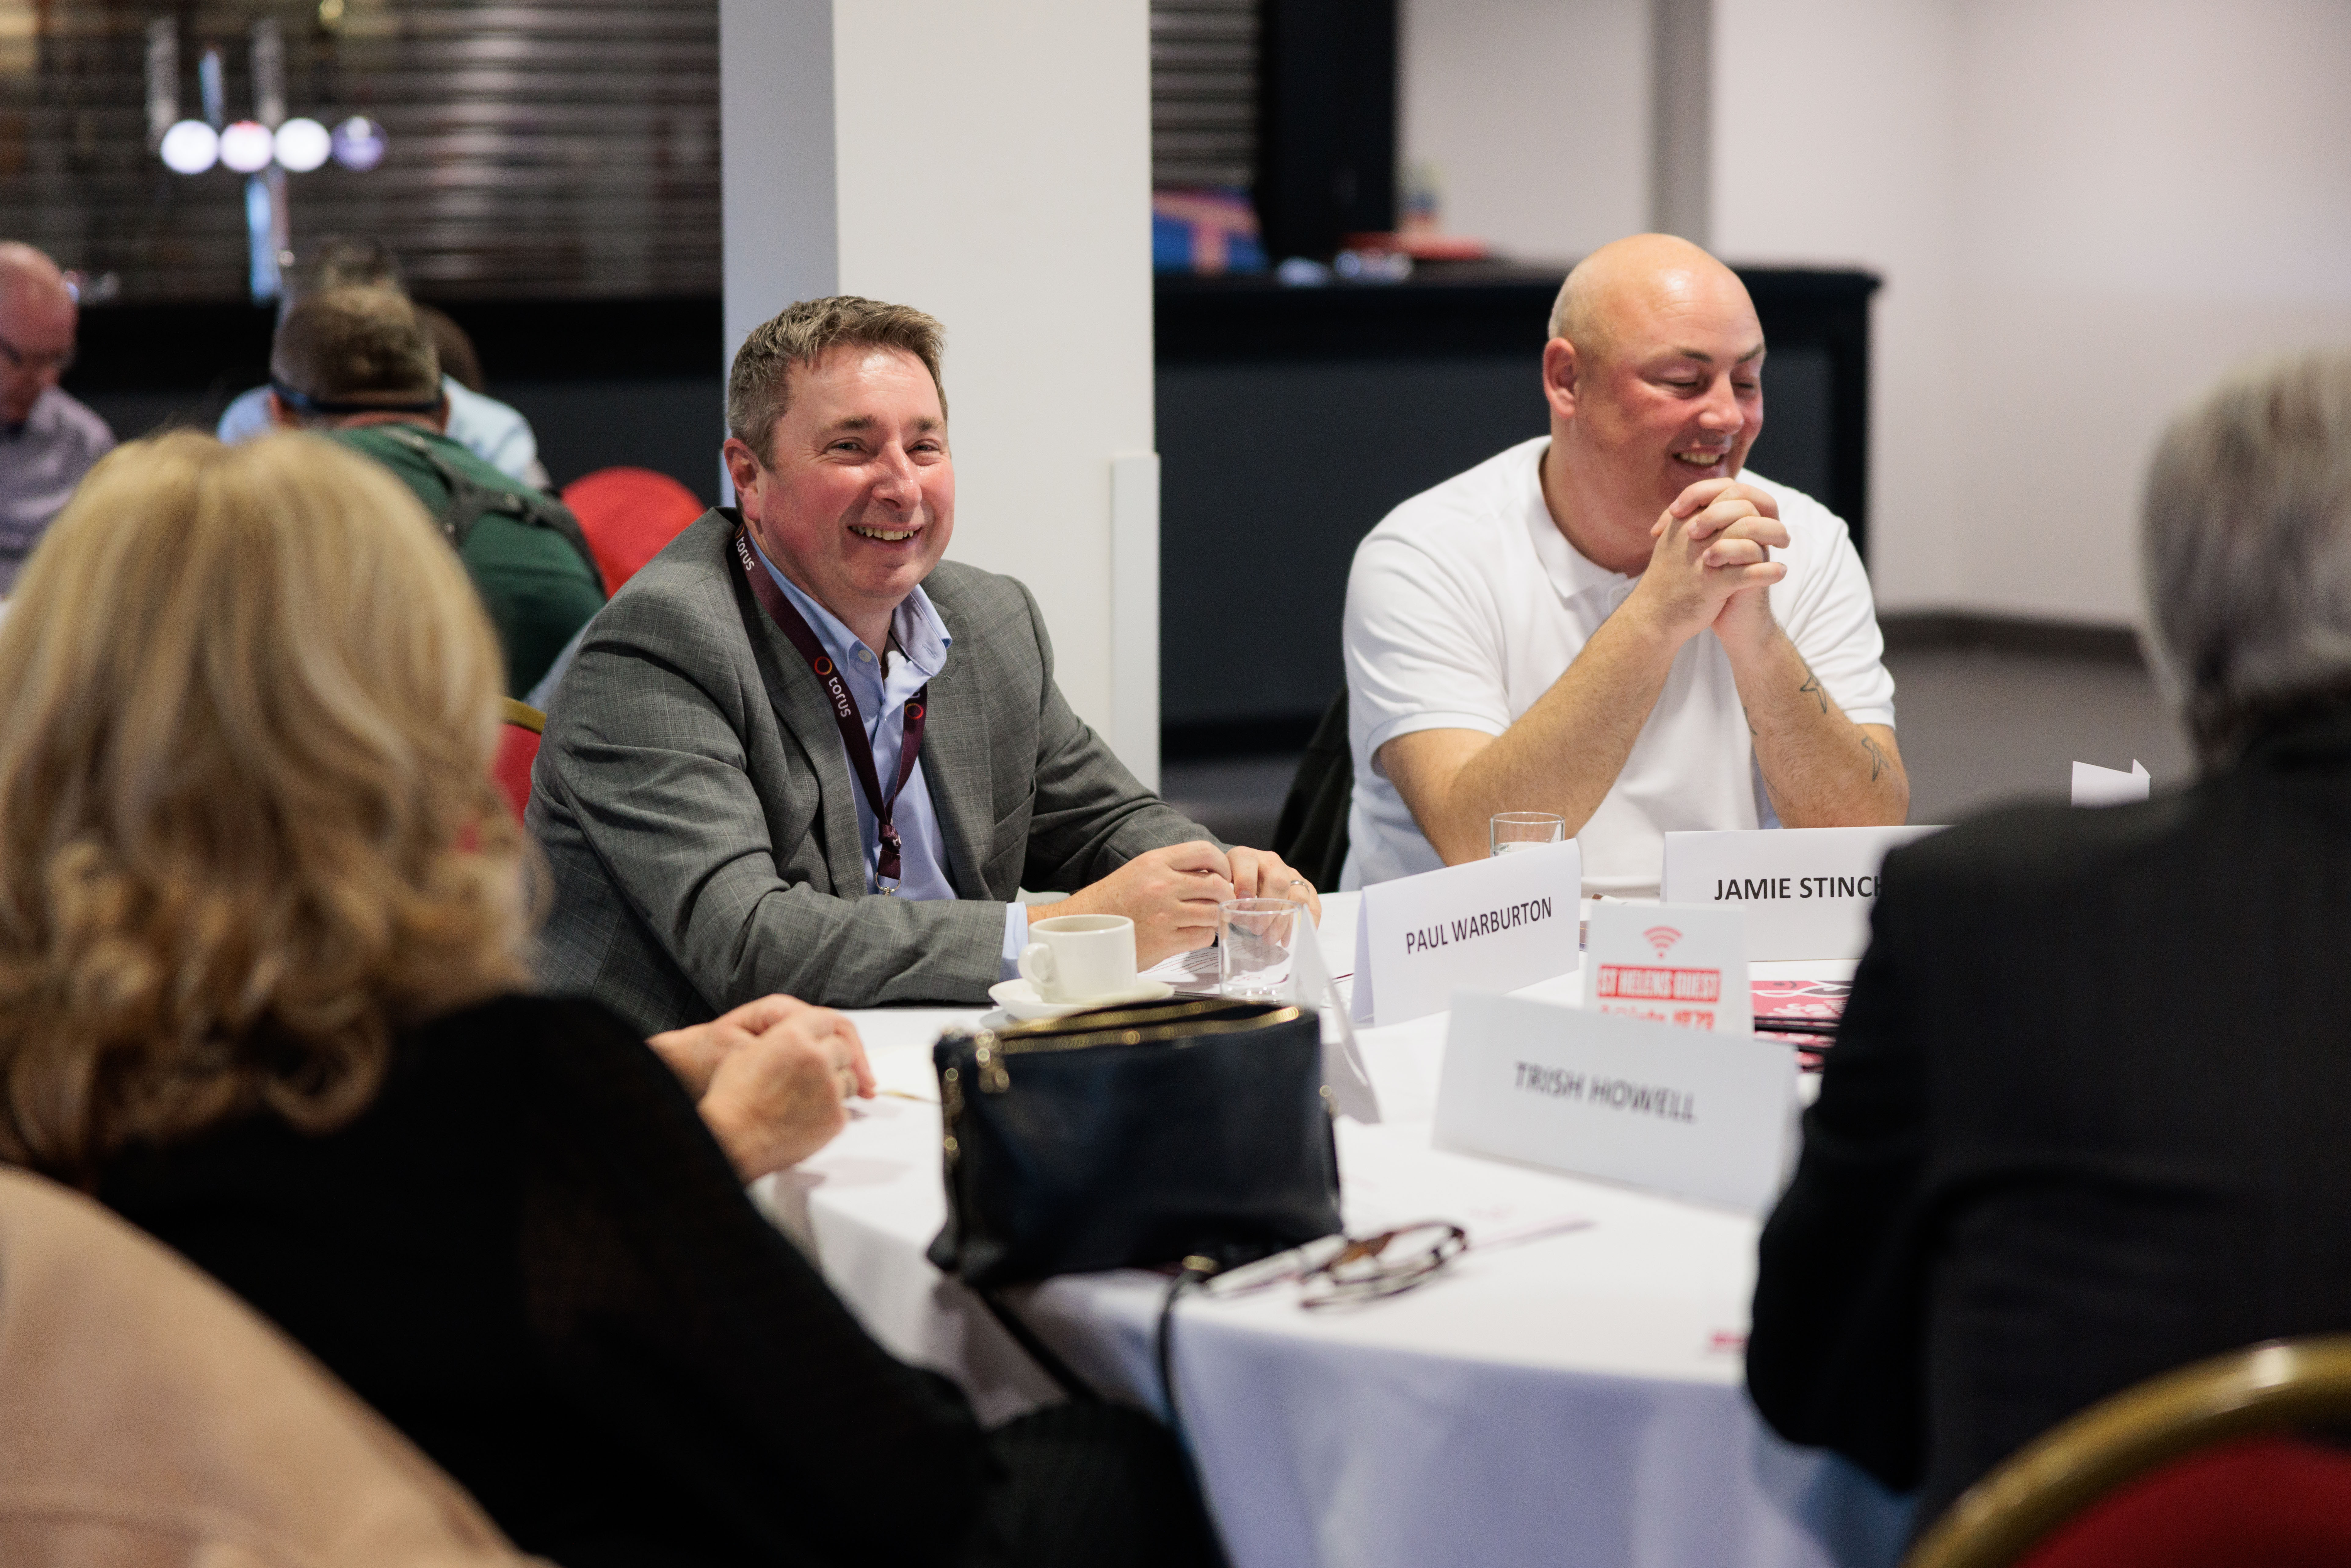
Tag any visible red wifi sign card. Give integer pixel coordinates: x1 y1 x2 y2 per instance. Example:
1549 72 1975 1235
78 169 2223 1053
1582 902 1751 1034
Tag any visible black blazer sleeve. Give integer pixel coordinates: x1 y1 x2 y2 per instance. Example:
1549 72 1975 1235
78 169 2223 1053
1747 850 1937 1494
516 999 995 1566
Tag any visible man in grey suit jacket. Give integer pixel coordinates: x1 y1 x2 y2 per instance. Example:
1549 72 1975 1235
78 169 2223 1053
530 296 1316 1030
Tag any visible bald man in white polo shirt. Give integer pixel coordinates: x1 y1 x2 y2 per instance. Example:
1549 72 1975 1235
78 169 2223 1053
1343 234 1907 896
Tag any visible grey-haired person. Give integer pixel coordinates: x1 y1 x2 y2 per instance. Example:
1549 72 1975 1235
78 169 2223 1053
1750 351 2351 1534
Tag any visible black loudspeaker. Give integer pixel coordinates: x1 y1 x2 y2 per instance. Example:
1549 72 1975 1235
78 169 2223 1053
1254 0 1398 263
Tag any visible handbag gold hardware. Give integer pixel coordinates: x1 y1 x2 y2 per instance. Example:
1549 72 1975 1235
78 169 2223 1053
952 1002 1305 1094
974 1041 1010 1094
941 1066 964 1162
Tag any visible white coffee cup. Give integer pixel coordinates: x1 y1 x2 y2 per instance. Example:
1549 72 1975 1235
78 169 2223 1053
1018 913 1138 1004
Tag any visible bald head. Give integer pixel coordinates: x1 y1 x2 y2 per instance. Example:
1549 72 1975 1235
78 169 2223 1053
1536 233 1769 572
0 242 69 306
0 242 78 425
1548 234 1756 364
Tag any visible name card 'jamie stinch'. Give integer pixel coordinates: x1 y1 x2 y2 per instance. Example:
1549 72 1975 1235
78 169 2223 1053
1660 825 1943 960
1435 990 1797 1214
1351 842 1581 1026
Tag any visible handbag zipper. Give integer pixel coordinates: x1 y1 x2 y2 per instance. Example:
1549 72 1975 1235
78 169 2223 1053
940 1006 1306 1095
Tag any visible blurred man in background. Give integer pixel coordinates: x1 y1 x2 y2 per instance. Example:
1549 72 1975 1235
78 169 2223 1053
219 237 549 489
0 242 112 595
268 286 604 695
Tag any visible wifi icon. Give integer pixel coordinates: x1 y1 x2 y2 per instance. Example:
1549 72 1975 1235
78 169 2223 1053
1644 925 1682 958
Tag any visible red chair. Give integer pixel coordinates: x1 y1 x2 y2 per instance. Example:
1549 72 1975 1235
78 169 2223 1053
492 697 544 822
560 467 707 596
1907 1337 2351 1568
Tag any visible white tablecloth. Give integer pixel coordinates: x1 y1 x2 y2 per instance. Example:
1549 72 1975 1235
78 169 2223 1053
753 892 1913 1568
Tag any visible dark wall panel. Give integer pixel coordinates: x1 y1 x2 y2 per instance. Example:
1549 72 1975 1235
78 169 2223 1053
497 377 721 499
61 296 724 499
1158 354 1545 727
1742 345 1831 505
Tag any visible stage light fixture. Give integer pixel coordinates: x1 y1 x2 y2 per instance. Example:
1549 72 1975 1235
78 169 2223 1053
219 119 275 173
331 116 388 171
158 119 220 175
273 117 331 173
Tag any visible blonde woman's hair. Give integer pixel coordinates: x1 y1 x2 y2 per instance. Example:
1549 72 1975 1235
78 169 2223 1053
0 430 533 1178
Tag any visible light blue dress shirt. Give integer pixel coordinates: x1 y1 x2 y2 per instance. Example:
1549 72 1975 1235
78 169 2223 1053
751 538 1028 976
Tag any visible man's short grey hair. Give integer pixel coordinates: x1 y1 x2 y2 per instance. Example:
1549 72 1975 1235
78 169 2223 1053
2143 351 2351 763
726 296 946 468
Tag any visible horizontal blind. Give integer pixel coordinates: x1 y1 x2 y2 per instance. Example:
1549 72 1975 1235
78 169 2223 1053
0 0 719 302
1151 0 1255 190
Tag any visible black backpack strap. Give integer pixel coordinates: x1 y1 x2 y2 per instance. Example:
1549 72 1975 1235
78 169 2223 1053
375 428 604 589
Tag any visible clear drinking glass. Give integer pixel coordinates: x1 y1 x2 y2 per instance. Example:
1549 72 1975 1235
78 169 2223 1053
1219 897 1300 1000
1490 811 1567 857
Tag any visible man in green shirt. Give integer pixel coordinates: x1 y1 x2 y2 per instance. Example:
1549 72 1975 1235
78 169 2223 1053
266 287 604 694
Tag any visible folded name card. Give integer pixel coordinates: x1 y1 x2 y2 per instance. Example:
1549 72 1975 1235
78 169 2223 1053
1435 990 1797 1214
1584 901 1750 1034
1659 824 1942 960
1292 903 1382 1124
2071 759 2150 806
1351 843 1581 1026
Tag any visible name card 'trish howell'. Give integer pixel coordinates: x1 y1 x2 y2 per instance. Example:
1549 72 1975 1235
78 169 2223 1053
1434 990 1798 1214
1660 825 1943 960
1351 843 1581 1026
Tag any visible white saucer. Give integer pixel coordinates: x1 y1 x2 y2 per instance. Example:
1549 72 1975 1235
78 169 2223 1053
987 978 1174 1021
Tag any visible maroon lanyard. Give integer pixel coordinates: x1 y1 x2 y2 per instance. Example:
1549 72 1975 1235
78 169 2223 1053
733 526 930 890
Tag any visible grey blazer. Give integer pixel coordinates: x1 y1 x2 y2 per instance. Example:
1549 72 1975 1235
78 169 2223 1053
528 509 1211 1032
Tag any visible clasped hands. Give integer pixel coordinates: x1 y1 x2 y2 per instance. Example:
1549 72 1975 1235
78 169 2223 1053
650 995 873 1181
1627 478 1791 655
1052 841 1322 970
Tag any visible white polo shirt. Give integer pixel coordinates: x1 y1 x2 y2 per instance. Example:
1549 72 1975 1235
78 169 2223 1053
1342 436 1895 896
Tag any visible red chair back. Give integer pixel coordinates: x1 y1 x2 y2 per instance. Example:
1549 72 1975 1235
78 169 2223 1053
492 698 544 822
1909 1336 2351 1568
559 467 707 595
2019 1434 2351 1568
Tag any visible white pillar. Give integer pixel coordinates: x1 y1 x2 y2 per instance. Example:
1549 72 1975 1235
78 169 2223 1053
718 0 1160 788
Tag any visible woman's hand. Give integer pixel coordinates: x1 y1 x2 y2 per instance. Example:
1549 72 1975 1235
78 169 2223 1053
648 994 810 1097
651 996 875 1180
696 1005 873 1180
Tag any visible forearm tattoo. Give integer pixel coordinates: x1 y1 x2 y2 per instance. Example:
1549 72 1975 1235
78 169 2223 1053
1797 664 1828 715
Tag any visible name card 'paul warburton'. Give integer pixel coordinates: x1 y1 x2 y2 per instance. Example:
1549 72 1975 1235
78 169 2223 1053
1354 845 1581 1025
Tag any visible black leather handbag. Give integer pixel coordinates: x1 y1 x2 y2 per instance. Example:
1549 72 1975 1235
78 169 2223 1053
926 997 1343 1289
